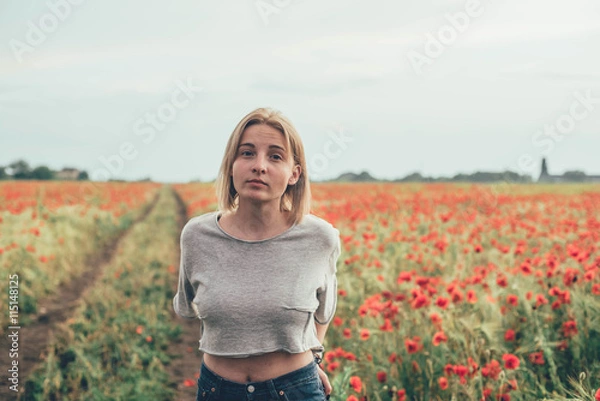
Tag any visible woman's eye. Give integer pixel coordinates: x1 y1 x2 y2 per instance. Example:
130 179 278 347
239 151 281 160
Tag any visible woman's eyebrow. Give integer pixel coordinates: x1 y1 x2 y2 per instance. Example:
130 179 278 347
238 143 286 152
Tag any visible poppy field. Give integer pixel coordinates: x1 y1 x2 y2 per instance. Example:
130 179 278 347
175 182 600 401
306 183 600 401
1 181 599 400
0 181 160 333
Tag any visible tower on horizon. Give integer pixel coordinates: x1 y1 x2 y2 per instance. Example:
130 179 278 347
537 158 600 183
539 158 549 181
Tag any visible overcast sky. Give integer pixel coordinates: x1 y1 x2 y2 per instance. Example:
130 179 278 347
1 0 599 183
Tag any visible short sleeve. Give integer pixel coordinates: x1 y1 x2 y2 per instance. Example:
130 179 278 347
314 232 341 324
172 228 199 319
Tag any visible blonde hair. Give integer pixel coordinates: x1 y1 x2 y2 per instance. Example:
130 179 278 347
214 107 311 225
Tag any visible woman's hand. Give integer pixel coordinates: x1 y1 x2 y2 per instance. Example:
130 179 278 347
316 363 332 397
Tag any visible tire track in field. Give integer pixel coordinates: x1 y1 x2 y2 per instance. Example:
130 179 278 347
165 187 204 401
0 189 161 400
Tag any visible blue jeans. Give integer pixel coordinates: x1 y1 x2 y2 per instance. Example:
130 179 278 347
197 359 327 401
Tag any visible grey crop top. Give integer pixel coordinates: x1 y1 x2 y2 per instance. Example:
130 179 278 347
172 210 341 358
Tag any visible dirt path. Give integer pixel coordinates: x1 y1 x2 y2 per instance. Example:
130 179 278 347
0 190 160 400
165 187 204 401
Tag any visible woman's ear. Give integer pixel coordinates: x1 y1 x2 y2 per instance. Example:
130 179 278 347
288 165 302 186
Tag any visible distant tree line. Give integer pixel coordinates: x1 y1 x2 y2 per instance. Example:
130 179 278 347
0 159 89 181
327 170 534 183
325 166 600 184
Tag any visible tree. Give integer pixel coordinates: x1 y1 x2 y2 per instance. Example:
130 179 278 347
9 159 31 179
562 170 587 182
77 171 89 180
0 166 6 180
31 166 54 180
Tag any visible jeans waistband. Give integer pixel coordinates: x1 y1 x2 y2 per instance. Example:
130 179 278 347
199 359 319 398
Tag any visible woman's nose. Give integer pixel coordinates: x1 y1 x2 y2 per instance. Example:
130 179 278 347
252 156 267 173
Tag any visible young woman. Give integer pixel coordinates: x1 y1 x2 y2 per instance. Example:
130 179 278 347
173 107 341 401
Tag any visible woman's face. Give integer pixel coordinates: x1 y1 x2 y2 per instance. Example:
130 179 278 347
231 123 301 206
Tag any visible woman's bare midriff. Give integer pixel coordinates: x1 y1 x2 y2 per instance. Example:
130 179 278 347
203 350 314 383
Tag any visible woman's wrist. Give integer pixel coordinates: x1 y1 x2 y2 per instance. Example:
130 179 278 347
312 351 323 365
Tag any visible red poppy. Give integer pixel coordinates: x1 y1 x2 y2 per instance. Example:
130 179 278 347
535 294 549 307
563 268 579 286
379 318 393 332
453 365 468 377
349 376 362 393
397 389 406 401
506 294 519 306
435 296 449 309
504 329 516 342
502 353 520 370
183 379 195 387
562 320 578 337
376 371 387 383
360 328 370 340
451 289 464 304
430 312 443 328
467 290 478 303
405 337 420 354
467 357 478 376
415 276 429 286
481 360 502 380
585 270 596 282
438 377 448 390
411 293 429 309
432 331 448 346
397 271 412 283
326 361 339 373
520 261 532 275
444 364 454 376
528 352 545 365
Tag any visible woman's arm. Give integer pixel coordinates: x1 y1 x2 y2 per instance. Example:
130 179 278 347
315 320 330 344
315 320 332 398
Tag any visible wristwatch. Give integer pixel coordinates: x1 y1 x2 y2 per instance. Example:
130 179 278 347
313 351 323 365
